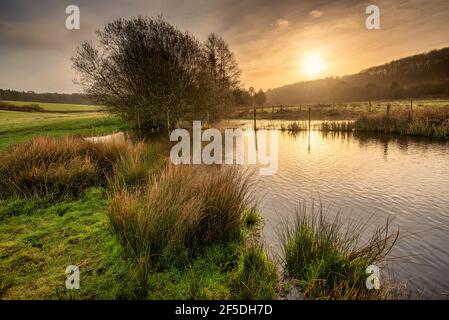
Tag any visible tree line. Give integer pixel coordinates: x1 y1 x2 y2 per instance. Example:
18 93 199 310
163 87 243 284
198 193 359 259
72 16 265 128
0 89 92 105
267 47 449 104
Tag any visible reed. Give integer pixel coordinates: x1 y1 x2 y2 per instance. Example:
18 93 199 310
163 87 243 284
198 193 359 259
107 165 253 291
354 109 449 138
279 202 400 300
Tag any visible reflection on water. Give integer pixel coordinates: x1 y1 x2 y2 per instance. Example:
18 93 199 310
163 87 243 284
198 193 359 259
88 122 449 298
246 129 449 299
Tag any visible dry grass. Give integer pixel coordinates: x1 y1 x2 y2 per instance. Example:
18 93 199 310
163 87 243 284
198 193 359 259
108 165 252 292
0 136 135 199
354 109 449 138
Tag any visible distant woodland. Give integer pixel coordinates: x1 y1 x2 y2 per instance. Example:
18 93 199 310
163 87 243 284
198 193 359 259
267 47 449 104
0 89 92 105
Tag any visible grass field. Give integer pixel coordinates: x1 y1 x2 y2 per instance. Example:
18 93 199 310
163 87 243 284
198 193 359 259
0 100 101 112
0 109 123 150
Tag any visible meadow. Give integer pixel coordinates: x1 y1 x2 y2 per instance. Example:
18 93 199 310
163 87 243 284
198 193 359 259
230 99 449 121
0 109 122 150
0 100 101 112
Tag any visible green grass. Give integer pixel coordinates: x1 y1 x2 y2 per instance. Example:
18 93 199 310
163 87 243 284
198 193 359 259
0 100 101 112
0 135 277 300
0 186 276 300
0 111 123 150
0 188 138 299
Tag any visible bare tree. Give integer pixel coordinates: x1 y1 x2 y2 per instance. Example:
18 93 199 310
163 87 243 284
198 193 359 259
72 16 214 128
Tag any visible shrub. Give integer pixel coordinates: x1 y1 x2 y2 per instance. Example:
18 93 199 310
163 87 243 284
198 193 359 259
279 202 399 300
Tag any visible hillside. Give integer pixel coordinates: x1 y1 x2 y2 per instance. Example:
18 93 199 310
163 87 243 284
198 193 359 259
266 47 449 104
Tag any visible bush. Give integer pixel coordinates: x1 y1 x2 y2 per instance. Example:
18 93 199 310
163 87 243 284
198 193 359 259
280 202 399 300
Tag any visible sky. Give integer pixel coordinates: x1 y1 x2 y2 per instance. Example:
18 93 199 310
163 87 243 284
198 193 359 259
1 0 449 93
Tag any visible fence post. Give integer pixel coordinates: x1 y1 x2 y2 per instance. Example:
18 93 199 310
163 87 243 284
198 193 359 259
308 107 312 131
386 104 391 118
253 107 257 131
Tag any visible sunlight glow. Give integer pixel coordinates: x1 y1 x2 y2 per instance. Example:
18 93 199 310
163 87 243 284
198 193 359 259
302 53 326 77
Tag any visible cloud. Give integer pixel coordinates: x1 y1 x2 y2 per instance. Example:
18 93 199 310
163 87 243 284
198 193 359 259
274 18 289 29
309 10 323 18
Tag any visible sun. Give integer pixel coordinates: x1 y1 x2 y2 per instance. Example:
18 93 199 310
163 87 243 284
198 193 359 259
302 53 326 77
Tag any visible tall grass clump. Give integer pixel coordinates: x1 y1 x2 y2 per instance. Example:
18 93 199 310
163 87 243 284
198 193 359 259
109 141 164 190
354 109 449 139
280 202 399 300
107 165 252 292
232 243 278 300
319 121 355 132
0 136 142 199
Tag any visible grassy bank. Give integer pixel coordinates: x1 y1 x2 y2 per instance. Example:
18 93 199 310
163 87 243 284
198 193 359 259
0 136 277 299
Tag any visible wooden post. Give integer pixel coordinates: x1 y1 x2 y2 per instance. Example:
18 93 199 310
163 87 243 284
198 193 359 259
308 107 312 131
368 100 372 113
410 100 413 111
253 107 257 131
386 104 391 118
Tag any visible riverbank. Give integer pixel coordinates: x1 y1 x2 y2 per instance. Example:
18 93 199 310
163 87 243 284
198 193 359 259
0 128 403 299
0 136 278 299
